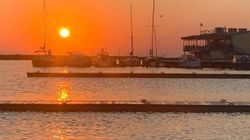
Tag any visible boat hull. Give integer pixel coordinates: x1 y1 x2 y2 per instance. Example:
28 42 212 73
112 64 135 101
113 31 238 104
32 56 92 67
233 63 250 70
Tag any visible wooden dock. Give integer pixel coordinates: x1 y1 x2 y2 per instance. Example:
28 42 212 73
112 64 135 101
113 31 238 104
1 101 250 113
27 72 250 79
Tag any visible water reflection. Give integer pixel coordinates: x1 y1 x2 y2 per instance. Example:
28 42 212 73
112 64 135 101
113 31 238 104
57 82 71 103
62 69 70 74
2 61 250 102
52 128 72 140
1 112 250 139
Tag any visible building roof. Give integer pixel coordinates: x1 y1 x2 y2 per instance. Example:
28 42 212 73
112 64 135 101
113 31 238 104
181 31 250 40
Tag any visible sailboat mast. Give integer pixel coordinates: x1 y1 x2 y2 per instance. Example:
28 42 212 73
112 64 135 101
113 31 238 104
43 0 47 55
151 0 156 57
130 3 134 56
155 28 158 57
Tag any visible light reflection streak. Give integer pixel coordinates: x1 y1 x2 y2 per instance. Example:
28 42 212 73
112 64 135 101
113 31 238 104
52 127 72 140
57 82 71 103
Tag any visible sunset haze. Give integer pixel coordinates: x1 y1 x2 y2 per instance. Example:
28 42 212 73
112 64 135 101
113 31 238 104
1 0 250 57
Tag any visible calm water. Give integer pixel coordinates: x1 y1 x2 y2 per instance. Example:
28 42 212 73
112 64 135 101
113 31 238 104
1 60 250 139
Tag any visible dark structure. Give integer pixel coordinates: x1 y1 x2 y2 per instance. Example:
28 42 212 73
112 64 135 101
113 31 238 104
1 101 250 113
182 27 250 61
27 72 250 79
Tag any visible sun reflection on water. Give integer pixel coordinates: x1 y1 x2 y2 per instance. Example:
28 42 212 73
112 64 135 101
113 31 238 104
57 82 70 103
52 128 72 140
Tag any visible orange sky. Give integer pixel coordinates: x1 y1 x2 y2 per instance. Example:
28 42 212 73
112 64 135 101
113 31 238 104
1 0 250 57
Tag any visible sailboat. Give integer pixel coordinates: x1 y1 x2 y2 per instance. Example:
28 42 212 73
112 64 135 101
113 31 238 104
120 2 141 67
143 0 165 67
32 0 92 67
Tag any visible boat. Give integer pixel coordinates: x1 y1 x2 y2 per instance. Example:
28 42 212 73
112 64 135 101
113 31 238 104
32 0 91 67
143 0 165 67
179 55 201 68
121 56 141 67
119 3 141 67
93 49 116 67
32 53 92 67
232 55 250 70
143 57 166 67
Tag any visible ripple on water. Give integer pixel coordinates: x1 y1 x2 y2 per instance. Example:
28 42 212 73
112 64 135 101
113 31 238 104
0 112 250 139
1 61 250 139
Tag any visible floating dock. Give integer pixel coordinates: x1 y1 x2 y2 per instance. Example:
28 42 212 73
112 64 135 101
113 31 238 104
1 101 250 113
27 72 250 79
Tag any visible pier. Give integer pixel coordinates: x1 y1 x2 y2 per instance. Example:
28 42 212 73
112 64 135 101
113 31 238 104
27 72 250 79
1 101 250 113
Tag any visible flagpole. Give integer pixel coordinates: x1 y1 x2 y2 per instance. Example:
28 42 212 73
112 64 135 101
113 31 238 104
200 23 201 35
200 23 203 35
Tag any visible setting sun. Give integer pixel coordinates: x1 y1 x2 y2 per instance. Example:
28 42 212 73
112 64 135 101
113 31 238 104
59 28 70 38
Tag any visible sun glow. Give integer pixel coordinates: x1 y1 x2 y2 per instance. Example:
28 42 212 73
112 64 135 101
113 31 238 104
57 83 70 103
57 89 70 103
59 28 70 38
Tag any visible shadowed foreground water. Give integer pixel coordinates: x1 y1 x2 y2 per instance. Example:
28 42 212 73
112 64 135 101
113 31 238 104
1 112 250 140
1 61 250 139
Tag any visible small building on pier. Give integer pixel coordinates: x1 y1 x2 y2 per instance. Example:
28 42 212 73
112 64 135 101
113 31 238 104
182 27 250 61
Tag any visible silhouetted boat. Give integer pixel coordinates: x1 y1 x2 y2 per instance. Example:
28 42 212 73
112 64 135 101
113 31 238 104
32 53 92 67
93 49 116 67
143 57 166 67
179 55 201 68
232 55 250 70
120 56 141 67
143 0 165 67
120 3 141 67
32 0 92 67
